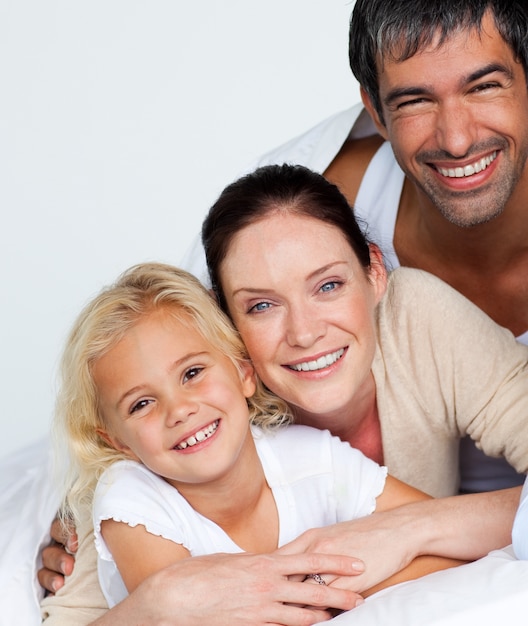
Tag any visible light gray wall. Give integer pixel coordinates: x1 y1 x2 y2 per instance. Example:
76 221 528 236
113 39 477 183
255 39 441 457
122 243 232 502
0 0 360 458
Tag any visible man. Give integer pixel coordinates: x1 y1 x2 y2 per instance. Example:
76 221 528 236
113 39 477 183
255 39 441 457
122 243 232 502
38 1 528 623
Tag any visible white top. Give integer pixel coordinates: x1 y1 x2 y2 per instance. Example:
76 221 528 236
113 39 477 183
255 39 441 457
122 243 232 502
93 424 387 607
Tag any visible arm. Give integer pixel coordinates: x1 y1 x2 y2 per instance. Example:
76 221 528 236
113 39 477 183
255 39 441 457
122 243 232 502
361 475 465 595
100 519 191 593
279 486 520 594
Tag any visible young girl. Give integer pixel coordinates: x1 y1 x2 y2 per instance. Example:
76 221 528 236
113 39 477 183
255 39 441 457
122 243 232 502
54 261 457 610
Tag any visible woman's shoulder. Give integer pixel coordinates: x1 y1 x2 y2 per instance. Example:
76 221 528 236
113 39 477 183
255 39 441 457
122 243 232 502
387 266 455 297
382 267 483 321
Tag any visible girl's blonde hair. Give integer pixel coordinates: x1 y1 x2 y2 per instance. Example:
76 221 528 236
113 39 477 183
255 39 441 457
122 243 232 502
55 262 292 523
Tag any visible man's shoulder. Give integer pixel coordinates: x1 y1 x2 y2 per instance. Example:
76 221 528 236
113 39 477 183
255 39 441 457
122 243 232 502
241 103 375 176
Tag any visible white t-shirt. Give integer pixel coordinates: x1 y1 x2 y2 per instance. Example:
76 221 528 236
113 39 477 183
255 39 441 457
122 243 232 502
93 424 387 607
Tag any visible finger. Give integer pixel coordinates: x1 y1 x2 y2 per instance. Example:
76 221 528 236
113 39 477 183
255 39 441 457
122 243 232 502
37 567 65 595
41 544 75 577
280 579 363 613
266 604 335 626
50 518 79 553
284 553 365 577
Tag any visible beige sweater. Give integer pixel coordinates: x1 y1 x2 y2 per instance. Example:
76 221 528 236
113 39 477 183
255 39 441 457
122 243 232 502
40 267 528 622
374 268 528 497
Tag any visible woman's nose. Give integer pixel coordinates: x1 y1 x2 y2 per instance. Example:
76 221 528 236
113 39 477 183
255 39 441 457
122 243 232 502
285 306 325 348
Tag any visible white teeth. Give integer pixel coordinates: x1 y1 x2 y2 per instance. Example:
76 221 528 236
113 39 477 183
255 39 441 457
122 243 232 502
437 151 497 178
289 348 345 372
176 420 219 450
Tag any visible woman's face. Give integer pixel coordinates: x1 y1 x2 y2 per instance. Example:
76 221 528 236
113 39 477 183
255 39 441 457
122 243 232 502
219 211 387 426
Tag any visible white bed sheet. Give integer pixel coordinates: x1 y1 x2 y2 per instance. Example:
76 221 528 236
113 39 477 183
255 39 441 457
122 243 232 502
1 440 527 625
319 545 528 626
0 436 61 625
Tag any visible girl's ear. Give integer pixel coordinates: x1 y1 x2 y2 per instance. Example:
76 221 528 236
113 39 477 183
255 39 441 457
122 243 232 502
360 86 388 140
96 427 139 461
368 243 388 304
240 360 257 399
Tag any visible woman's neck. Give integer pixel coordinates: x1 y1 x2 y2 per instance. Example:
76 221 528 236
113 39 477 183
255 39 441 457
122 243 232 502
292 372 384 464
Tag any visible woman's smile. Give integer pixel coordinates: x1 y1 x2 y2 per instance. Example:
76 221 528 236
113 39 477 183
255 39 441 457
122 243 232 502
285 347 346 373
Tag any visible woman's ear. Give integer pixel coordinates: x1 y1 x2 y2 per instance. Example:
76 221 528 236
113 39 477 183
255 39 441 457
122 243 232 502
360 86 388 140
368 243 388 304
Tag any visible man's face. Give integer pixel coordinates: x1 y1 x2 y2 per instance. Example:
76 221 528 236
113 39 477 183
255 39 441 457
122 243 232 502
366 12 528 227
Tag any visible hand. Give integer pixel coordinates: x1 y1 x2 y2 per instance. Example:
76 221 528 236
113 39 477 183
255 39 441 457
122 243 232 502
90 552 366 626
277 510 419 594
38 517 78 594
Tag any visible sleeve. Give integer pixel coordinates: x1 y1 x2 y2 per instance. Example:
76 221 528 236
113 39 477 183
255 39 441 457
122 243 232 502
93 460 191 561
325 430 388 521
382 268 528 473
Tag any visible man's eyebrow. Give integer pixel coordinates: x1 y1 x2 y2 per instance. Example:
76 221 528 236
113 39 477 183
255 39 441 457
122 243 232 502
466 62 513 84
383 62 514 108
384 86 430 107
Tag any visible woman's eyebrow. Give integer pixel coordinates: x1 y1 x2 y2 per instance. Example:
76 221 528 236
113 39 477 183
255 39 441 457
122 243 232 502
230 261 348 297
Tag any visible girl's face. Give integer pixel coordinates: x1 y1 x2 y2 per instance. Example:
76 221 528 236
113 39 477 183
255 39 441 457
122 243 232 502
93 309 256 490
219 212 387 427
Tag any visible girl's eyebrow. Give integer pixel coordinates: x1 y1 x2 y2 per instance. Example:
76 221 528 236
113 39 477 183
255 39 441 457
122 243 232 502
384 62 514 107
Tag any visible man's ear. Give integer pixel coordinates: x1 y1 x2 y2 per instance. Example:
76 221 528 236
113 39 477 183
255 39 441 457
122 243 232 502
96 427 139 461
367 243 388 304
360 86 388 140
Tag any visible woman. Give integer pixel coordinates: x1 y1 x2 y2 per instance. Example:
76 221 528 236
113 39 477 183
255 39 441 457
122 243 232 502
40 164 526 625
201 163 528 498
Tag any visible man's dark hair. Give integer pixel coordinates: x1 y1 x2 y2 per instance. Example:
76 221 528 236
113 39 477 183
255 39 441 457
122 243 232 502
349 0 528 121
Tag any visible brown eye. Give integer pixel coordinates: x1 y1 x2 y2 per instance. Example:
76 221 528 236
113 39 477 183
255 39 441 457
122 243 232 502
183 366 204 383
130 399 152 414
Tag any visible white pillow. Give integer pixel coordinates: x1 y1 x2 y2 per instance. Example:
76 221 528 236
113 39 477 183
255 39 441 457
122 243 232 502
319 545 528 626
0 436 61 625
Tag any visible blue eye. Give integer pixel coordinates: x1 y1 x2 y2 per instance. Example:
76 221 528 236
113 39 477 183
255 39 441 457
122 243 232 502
320 281 338 292
249 301 271 313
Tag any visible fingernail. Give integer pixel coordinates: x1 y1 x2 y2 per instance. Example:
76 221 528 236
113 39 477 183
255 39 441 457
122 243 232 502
355 597 365 607
352 561 365 571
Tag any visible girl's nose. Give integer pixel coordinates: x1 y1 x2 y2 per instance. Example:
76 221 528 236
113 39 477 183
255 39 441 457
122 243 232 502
166 395 199 427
